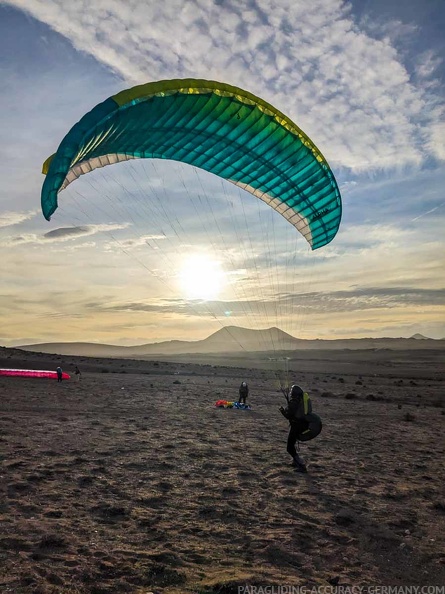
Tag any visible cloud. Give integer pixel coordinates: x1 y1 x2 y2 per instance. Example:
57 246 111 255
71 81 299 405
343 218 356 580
0 210 38 228
283 286 445 313
6 0 445 172
415 49 443 81
428 119 445 161
43 226 92 240
1 223 130 246
110 235 167 249
84 285 445 319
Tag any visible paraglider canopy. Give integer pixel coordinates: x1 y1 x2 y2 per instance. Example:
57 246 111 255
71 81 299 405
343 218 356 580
0 369 71 379
41 78 341 250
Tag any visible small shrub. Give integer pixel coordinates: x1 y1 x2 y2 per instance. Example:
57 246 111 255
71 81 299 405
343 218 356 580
38 533 67 549
143 563 186 586
433 501 445 512
92 503 129 518
335 508 356 526
78 475 93 487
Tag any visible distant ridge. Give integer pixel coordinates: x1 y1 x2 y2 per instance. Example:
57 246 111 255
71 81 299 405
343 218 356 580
17 326 444 359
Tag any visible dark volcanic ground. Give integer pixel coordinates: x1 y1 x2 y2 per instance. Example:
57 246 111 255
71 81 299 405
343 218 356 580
1 348 445 593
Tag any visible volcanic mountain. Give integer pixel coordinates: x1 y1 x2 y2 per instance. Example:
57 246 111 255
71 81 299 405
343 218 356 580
17 326 442 359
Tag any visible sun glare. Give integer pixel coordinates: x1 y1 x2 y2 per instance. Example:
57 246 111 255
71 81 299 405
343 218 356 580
179 254 225 300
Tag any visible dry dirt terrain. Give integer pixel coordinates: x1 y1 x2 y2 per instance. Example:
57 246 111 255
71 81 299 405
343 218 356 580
1 347 444 593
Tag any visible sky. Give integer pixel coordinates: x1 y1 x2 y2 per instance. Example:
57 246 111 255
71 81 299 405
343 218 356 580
0 0 444 347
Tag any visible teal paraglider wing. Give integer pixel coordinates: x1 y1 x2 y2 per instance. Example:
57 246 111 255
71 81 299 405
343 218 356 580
41 79 341 249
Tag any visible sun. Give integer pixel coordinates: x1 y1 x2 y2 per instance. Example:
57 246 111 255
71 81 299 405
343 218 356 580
179 254 225 300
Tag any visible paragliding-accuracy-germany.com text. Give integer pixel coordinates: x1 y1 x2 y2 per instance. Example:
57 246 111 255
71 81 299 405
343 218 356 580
238 585 445 594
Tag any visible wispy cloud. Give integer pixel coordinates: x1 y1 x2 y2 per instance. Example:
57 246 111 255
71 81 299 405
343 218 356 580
111 235 167 249
428 119 445 161
0 210 38 228
415 49 443 81
6 0 444 172
84 285 445 318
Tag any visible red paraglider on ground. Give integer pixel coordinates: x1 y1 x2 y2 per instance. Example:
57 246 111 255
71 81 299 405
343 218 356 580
0 369 71 380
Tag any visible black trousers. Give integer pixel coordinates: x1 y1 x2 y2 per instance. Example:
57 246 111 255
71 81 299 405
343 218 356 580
287 420 308 458
239 393 247 404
